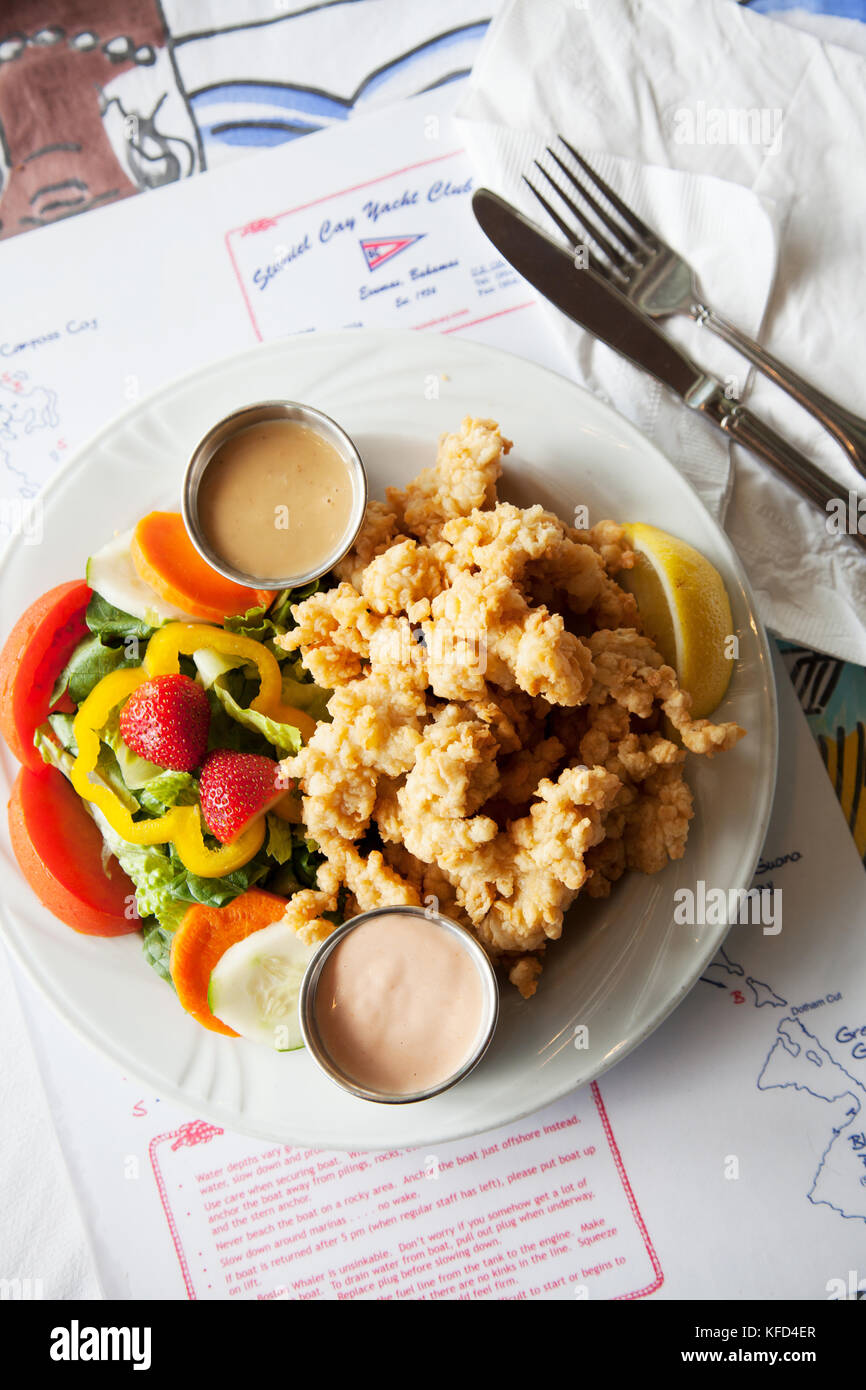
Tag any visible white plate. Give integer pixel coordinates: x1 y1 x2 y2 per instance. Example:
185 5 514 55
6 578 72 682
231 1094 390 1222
0 329 777 1151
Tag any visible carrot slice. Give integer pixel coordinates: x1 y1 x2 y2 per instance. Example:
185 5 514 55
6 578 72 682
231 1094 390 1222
169 888 288 1035
131 512 275 622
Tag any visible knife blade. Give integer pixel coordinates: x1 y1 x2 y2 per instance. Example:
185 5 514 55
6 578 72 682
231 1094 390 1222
474 189 709 402
472 188 866 552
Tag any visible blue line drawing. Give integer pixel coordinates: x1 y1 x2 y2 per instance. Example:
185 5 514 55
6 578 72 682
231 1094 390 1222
699 937 864 1221
187 21 490 153
758 1017 866 1222
699 945 745 988
746 0 866 16
746 977 787 1008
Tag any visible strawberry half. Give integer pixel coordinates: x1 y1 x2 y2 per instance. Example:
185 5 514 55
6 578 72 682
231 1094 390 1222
119 674 210 772
199 749 285 844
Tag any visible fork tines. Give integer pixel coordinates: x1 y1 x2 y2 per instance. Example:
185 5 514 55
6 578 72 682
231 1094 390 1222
523 136 658 284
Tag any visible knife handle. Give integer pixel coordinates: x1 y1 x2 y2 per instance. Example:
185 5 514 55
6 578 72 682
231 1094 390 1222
696 305 866 480
701 398 866 555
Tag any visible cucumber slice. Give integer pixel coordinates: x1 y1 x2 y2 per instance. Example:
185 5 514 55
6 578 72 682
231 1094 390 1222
86 530 202 627
208 920 314 1050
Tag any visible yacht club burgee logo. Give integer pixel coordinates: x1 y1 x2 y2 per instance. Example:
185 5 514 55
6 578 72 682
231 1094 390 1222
360 233 425 271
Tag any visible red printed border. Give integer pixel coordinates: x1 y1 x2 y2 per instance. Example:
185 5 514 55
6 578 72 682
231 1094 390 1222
223 148 534 342
150 1121 225 1301
592 1081 664 1299
151 1092 662 1302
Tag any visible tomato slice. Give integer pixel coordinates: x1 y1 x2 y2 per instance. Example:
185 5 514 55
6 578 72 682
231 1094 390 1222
0 580 92 771
8 765 139 936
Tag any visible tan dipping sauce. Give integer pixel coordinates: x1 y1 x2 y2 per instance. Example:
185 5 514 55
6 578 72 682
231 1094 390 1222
197 419 354 579
315 915 487 1096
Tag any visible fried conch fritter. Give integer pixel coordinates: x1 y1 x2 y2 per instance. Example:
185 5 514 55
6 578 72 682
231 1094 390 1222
278 417 745 996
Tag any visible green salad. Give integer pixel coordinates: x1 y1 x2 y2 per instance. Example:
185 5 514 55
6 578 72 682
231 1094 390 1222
35 582 334 985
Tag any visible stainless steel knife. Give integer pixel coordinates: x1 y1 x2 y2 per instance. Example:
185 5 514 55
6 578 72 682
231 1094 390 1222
472 188 866 554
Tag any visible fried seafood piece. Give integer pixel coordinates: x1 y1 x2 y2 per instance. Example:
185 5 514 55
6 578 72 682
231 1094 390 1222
397 704 501 824
506 955 544 1000
507 765 622 896
442 504 640 631
393 764 622 954
587 628 745 755
577 701 633 766
579 700 683 778
280 674 427 842
571 519 636 576
313 834 421 912
380 843 471 926
325 670 429 760
590 574 641 630
424 571 595 706
386 416 510 544
334 499 403 590
443 503 607 613
360 538 446 621
496 736 566 805
614 731 685 781
279 582 382 688
583 834 627 900
622 764 695 874
466 689 552 755
579 728 693 885
472 766 623 953
280 890 340 947
288 731 377 842
367 615 429 691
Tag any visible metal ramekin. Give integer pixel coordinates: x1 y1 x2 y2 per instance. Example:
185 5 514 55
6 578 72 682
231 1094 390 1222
182 399 367 590
299 905 500 1105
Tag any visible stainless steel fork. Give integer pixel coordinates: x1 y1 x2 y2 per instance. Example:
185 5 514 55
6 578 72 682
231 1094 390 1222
524 137 866 479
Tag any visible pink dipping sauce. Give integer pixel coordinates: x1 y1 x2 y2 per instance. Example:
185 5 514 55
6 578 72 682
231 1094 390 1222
314 913 487 1096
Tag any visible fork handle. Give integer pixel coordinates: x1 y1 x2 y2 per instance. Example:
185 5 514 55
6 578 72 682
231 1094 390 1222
693 303 866 480
698 395 866 554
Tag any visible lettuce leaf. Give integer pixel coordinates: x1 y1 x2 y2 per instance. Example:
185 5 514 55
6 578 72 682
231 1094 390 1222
193 649 303 756
89 810 189 933
281 659 331 723
45 712 77 755
99 711 164 789
34 724 75 777
292 834 322 889
52 634 134 706
213 679 302 756
136 769 200 817
222 582 321 645
85 594 154 645
90 809 275 936
51 594 153 707
44 714 139 813
164 849 273 911
142 922 173 985
265 814 295 865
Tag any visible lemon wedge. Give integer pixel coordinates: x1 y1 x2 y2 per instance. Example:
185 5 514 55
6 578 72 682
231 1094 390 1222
618 523 736 718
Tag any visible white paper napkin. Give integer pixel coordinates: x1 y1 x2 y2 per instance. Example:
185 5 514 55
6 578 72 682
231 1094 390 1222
0 943 102 1299
455 0 866 664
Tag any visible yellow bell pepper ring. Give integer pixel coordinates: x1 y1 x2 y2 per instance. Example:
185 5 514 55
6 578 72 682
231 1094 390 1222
144 623 317 742
69 622 313 877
